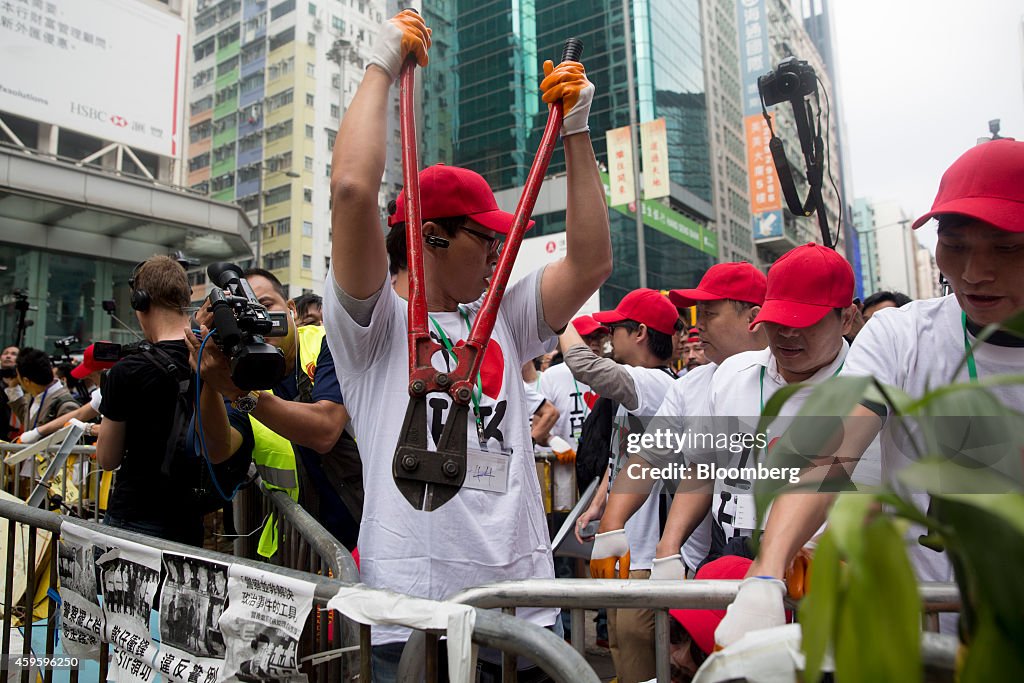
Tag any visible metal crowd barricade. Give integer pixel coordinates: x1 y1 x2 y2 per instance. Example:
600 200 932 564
0 499 599 683
400 578 962 683
1 441 106 521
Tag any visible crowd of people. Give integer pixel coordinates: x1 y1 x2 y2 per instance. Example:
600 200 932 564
4 9 1022 683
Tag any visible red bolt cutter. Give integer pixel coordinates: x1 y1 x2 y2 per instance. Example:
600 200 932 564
392 38 585 511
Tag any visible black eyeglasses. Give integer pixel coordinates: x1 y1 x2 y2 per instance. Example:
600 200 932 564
460 225 504 253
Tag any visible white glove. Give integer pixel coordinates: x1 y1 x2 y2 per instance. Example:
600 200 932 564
17 428 41 444
714 577 786 650
649 554 686 581
367 10 430 82
590 529 630 579
540 60 594 137
65 418 89 431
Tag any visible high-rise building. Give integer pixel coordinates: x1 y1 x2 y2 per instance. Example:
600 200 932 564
736 0 845 266
0 0 252 348
852 198 918 299
700 0 756 264
422 0 717 305
185 0 391 297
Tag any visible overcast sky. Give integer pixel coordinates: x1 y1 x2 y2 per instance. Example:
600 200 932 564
828 0 1024 250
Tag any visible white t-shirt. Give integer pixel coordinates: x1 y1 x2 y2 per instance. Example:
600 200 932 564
323 268 558 645
706 343 849 545
609 365 677 570
89 387 103 414
640 363 718 571
843 295 1024 596
538 362 595 510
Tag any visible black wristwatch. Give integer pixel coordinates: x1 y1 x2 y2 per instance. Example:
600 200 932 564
231 390 260 413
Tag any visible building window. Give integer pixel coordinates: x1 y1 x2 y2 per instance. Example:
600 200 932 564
188 153 210 172
265 120 293 142
269 27 295 51
306 62 315 77
332 15 344 32
325 129 336 150
329 104 339 119
305 124 314 138
193 37 215 61
302 254 312 269
303 221 313 236
266 217 291 236
265 184 292 206
268 56 295 80
308 2 317 15
190 96 213 116
264 250 290 270
266 88 294 112
307 32 316 46
270 0 296 22
325 163 331 177
305 92 315 106
303 187 313 203
331 73 341 89
189 121 212 144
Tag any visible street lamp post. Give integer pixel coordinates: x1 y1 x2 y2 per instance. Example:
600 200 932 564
254 162 300 268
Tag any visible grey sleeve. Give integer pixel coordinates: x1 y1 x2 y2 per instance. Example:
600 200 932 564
330 274 387 327
563 344 640 411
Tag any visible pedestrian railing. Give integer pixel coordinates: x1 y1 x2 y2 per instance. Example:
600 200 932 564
0 499 598 683
399 578 962 683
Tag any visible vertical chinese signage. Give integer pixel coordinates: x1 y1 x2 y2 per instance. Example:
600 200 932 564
606 125 636 207
640 118 669 199
737 0 784 239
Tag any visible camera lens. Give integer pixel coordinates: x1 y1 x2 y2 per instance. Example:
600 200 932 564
777 72 800 96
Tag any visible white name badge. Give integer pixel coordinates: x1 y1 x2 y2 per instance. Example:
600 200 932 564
733 493 759 531
463 448 510 494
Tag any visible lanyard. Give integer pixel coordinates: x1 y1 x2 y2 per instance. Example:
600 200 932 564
30 385 53 429
961 311 979 382
759 362 844 413
428 309 485 434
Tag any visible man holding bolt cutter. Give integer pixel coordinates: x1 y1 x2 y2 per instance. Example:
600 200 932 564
323 8 611 673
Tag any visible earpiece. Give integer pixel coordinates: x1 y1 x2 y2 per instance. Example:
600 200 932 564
424 235 450 249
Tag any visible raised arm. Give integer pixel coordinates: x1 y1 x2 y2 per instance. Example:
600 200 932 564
329 11 430 299
538 60 612 330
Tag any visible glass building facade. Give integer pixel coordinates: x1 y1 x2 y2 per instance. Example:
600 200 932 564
424 0 715 305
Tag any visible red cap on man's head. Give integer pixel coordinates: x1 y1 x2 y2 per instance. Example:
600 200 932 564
71 343 116 380
669 262 767 309
750 243 854 330
670 555 753 655
686 327 700 344
593 289 680 336
388 164 535 234
572 314 609 337
911 139 1024 232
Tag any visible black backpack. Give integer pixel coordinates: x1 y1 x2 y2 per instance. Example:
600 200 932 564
575 396 618 496
141 344 252 514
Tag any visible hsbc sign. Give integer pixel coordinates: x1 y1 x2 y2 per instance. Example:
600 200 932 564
0 0 184 157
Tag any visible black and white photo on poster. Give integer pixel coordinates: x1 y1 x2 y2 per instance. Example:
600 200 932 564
97 538 162 682
154 552 229 683
57 522 106 660
218 563 315 683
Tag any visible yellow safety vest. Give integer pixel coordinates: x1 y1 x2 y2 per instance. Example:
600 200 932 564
252 324 327 557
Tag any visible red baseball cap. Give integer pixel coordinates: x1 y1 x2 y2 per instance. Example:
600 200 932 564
685 327 700 344
593 289 680 336
750 243 854 330
388 164 535 234
670 555 752 654
669 262 767 309
911 139 1024 232
71 343 116 379
572 314 609 337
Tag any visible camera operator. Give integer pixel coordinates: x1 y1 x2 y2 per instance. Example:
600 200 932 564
187 268 360 554
1 345 20 441
96 255 213 545
5 347 81 496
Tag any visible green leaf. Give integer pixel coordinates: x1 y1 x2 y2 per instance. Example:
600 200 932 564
994 308 1024 339
960 608 1024 683
836 516 922 683
825 494 873 564
800 530 840 683
898 459 1023 497
863 380 916 416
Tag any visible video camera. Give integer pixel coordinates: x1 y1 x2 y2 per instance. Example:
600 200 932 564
52 335 79 363
757 57 817 107
201 262 287 390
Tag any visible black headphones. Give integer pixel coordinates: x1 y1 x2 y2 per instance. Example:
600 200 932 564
128 261 150 312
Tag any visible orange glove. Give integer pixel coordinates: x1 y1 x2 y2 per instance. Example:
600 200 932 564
368 10 431 81
590 529 630 579
784 548 813 599
540 60 594 136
